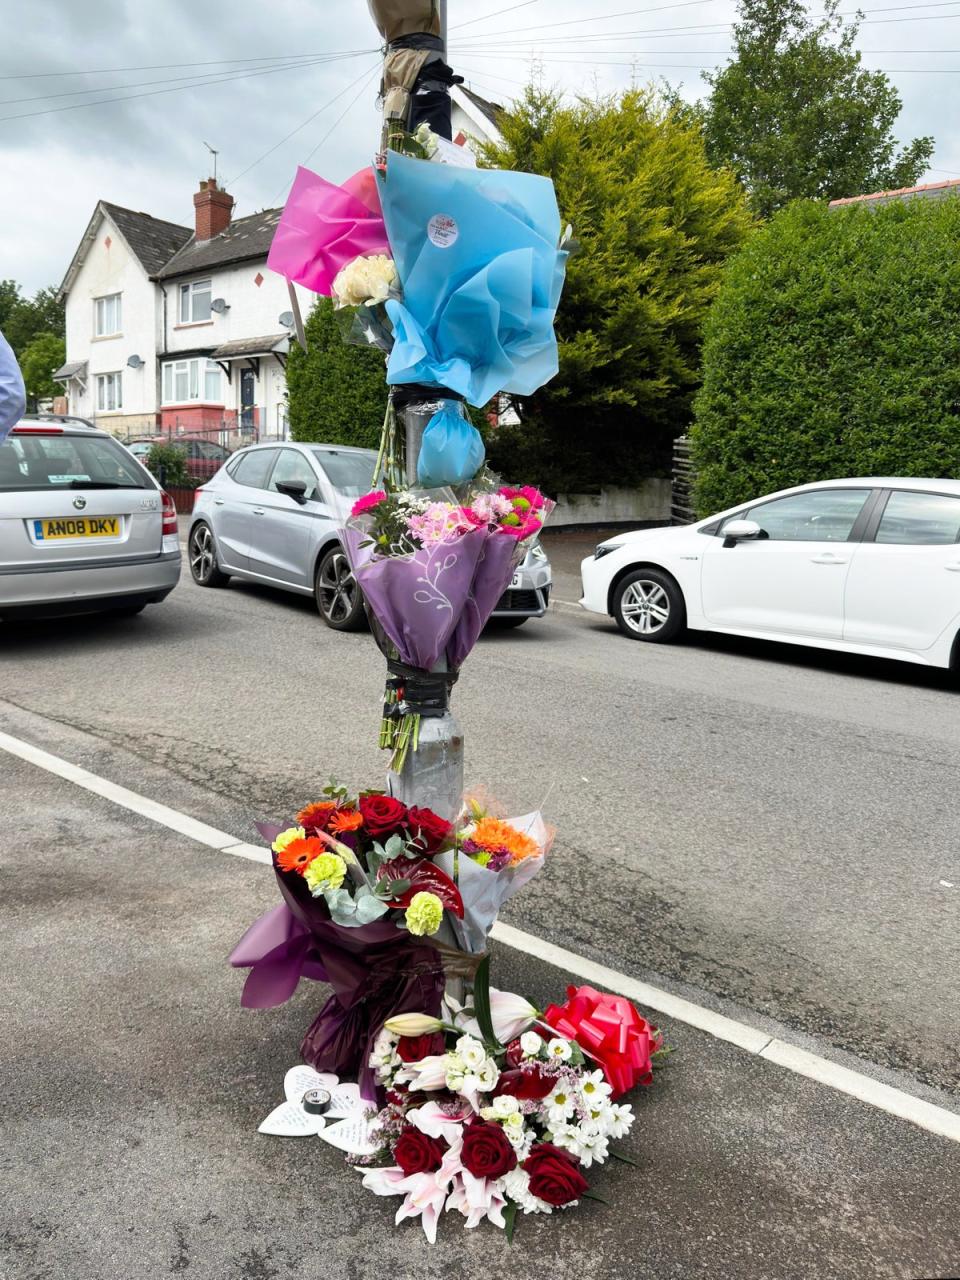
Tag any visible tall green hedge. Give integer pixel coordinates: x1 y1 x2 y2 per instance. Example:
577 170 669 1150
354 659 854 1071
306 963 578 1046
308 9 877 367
286 298 388 447
691 196 960 516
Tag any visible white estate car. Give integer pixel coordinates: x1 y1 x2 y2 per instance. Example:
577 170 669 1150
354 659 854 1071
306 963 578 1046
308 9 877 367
581 478 960 669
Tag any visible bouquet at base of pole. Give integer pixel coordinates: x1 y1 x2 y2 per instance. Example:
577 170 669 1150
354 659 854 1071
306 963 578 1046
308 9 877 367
357 956 665 1242
229 787 552 1099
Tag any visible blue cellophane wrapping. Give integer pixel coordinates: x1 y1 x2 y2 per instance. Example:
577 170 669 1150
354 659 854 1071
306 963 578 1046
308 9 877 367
378 152 568 407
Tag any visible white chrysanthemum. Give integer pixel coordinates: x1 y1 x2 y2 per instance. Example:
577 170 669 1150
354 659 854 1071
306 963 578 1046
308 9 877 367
546 1038 573 1062
498 1167 553 1216
605 1101 634 1140
456 1036 487 1071
580 1068 613 1102
519 1031 543 1057
545 1085 577 1129
331 253 398 308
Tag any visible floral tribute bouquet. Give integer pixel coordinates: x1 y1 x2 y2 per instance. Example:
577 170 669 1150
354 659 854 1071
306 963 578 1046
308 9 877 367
355 963 663 1242
230 787 551 1099
344 482 554 770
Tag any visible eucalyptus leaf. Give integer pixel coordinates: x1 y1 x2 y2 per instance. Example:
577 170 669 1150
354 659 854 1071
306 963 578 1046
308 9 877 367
354 889 390 925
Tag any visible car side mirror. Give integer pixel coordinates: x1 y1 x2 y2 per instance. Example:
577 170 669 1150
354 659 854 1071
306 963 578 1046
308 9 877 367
722 518 762 549
275 479 309 505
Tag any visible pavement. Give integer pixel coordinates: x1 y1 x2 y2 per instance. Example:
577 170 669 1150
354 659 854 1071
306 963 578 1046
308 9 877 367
2 753 959 1280
3 540 960 1276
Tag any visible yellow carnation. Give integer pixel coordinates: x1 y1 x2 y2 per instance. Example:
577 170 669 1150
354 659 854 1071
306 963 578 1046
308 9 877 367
303 852 347 895
272 826 306 854
404 891 444 937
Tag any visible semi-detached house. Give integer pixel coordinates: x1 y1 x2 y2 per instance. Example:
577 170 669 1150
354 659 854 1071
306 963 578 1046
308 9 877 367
53 85 504 444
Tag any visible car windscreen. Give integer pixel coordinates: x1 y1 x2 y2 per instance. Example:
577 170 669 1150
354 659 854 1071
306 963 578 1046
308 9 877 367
0 434 151 492
308 448 377 496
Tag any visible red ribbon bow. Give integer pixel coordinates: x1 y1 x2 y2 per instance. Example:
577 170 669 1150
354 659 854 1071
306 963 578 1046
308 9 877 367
542 985 661 1098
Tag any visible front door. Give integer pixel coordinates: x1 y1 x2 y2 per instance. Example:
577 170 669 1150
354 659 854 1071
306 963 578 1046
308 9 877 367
240 368 256 433
701 488 874 640
844 488 960 653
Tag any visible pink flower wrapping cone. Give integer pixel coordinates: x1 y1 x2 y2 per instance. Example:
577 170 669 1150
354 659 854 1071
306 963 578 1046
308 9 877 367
267 165 390 296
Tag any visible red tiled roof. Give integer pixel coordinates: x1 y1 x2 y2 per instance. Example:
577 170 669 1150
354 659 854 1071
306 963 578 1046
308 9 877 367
829 178 960 207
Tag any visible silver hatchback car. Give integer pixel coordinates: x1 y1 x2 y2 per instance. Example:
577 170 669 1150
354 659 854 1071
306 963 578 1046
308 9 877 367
0 416 180 620
188 442 552 629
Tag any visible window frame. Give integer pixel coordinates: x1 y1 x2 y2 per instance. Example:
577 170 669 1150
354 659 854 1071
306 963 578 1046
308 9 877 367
160 357 223 406
178 278 213 325
704 487 881 543
230 448 280 491
268 447 320 500
95 371 123 412
93 293 122 337
865 487 960 546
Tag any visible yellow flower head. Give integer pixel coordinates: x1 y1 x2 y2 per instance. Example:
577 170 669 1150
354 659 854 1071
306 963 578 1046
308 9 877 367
303 852 347 896
404 891 444 937
272 826 306 854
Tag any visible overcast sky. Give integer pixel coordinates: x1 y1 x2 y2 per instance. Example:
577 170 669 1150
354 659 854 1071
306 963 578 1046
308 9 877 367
0 0 957 295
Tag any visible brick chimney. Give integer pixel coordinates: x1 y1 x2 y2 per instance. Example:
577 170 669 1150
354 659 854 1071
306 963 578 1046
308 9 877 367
193 177 234 241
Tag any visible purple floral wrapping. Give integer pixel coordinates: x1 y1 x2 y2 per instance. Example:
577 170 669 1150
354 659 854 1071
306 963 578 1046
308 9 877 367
343 524 488 671
445 531 521 669
229 825 444 1101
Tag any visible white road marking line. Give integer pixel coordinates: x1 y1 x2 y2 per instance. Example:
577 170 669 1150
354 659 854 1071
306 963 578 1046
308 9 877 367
2 728 958 1145
551 598 583 610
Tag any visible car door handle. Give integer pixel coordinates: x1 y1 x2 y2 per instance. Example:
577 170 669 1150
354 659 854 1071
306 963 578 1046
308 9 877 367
811 554 847 564
214 498 225 505
252 508 265 515
946 564 960 573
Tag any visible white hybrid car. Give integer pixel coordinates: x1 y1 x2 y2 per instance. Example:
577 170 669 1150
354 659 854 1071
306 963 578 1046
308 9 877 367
581 478 960 669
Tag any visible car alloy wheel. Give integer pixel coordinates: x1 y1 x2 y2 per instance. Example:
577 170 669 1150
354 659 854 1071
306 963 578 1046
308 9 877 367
621 579 670 635
613 568 685 644
188 522 229 588
315 546 366 631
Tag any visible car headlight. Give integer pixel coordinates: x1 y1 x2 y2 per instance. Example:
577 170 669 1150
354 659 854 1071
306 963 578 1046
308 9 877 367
528 542 548 564
595 543 618 560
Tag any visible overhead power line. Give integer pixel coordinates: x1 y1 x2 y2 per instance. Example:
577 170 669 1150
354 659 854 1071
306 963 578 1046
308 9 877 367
0 50 376 82
450 0 541 31
0 55 368 124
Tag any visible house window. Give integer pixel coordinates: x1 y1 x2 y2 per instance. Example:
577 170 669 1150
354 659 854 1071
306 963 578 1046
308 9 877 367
94 293 122 336
161 358 222 404
179 279 212 324
96 372 123 412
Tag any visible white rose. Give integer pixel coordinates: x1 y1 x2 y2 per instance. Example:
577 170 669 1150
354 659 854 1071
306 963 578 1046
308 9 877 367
331 254 397 308
519 1031 543 1057
490 1094 521 1119
456 1036 487 1071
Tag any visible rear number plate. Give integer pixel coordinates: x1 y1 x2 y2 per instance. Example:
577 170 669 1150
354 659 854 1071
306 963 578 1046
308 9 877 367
34 516 120 541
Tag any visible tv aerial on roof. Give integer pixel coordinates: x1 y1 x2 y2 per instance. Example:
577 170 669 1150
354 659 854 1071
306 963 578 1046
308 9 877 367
203 140 219 184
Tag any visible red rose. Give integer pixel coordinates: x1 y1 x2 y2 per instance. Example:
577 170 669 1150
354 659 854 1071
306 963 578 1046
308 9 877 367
460 1120 517 1180
494 1066 554 1101
396 1032 446 1063
394 1126 447 1176
523 1143 588 1207
359 794 408 839
504 1039 525 1068
405 806 453 854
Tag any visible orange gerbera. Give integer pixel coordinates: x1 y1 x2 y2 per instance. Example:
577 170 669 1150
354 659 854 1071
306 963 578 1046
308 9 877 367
276 836 325 875
470 817 540 865
296 801 337 833
329 808 363 835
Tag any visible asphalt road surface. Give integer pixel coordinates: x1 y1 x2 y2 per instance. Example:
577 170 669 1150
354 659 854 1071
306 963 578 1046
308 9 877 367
3 538 958 1095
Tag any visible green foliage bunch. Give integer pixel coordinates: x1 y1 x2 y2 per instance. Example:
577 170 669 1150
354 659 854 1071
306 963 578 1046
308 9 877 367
286 298 389 448
145 443 191 488
690 196 960 516
19 333 66 403
479 86 753 494
703 0 933 218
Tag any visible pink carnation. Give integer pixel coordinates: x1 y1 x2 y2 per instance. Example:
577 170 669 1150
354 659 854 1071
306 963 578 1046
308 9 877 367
351 490 387 518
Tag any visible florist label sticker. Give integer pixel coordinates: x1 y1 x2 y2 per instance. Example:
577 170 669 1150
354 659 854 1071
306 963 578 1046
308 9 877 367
427 214 459 249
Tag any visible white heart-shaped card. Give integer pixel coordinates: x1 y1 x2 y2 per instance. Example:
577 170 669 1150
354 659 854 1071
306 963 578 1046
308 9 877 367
258 1101 326 1138
283 1065 338 1104
328 1081 364 1121
316 1113 380 1157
